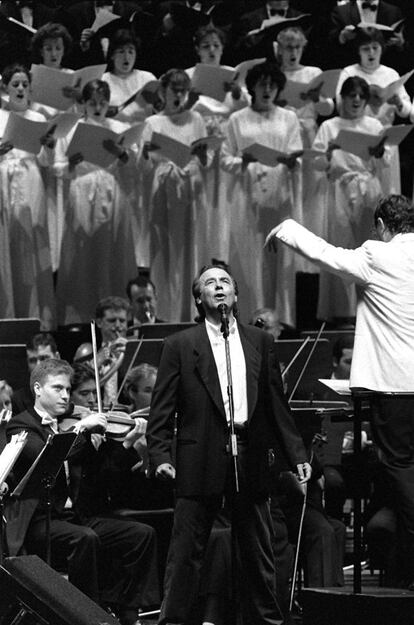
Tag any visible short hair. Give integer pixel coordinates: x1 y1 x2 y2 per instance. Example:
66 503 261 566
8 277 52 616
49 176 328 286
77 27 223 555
374 194 414 234
26 332 57 353
2 64 31 85
30 358 73 393
81 79 110 103
106 28 140 72
332 335 355 362
277 27 307 48
124 363 158 392
126 276 157 300
95 295 129 319
160 68 191 93
245 61 286 99
192 264 239 321
194 24 226 47
71 362 95 392
354 26 385 52
340 76 370 101
31 22 72 63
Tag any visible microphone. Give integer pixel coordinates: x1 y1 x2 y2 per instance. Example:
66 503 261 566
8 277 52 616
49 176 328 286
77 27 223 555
217 303 229 338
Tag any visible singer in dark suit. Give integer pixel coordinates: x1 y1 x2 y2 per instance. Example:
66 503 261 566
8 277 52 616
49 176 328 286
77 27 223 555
147 264 311 625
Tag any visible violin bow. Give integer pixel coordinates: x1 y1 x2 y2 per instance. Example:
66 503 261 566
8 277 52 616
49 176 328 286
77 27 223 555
90 320 103 414
114 336 144 406
288 321 326 403
281 336 311 382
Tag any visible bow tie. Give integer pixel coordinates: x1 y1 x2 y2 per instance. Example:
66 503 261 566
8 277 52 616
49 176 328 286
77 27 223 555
41 414 58 431
361 2 378 10
269 9 287 17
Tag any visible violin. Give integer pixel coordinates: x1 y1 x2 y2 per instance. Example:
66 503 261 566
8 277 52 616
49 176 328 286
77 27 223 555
59 405 137 441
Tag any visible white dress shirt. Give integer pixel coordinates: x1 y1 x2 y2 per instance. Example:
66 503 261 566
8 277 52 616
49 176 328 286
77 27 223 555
357 0 379 23
205 318 248 424
276 219 414 392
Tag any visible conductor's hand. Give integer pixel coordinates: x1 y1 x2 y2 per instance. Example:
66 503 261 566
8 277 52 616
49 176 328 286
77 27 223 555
155 462 176 481
296 461 312 484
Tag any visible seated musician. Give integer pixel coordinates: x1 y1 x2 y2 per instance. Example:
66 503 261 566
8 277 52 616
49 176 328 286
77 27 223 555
126 276 166 328
249 306 299 340
12 332 60 415
95 295 130 405
5 358 160 625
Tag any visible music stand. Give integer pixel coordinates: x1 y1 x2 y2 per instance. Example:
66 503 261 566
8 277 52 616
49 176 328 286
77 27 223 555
11 432 80 565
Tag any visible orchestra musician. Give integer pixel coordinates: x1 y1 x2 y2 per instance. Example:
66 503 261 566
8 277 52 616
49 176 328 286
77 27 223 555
147 263 311 625
5 358 160 625
266 193 414 590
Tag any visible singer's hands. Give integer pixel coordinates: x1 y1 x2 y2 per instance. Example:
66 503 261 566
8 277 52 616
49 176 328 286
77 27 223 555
296 461 312 484
155 462 176 480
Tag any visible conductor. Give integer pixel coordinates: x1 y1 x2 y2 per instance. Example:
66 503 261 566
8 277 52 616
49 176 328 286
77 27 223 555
147 264 311 625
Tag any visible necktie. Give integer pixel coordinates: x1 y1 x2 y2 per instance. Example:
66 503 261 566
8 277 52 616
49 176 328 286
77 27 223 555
41 414 58 433
361 2 378 10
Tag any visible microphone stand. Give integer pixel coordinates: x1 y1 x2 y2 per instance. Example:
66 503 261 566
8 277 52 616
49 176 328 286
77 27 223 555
218 305 240 625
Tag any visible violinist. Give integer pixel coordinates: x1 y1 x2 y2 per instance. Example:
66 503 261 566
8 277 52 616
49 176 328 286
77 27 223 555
5 358 160 625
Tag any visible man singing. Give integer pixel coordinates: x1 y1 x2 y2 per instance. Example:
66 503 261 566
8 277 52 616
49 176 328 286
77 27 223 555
147 264 311 625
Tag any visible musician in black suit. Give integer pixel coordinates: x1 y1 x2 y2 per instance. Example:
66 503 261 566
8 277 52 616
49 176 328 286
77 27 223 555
5 358 159 625
147 264 311 625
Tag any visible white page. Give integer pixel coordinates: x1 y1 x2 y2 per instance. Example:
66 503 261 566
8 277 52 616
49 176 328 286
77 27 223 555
191 64 236 102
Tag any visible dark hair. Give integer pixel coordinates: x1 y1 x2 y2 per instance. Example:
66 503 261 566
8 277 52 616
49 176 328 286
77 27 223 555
245 61 286 101
340 75 370 101
30 358 72 393
71 362 95 392
160 68 191 92
95 295 129 319
194 24 226 48
374 194 414 234
125 363 158 392
2 64 31 85
81 79 110 103
126 276 157 300
192 264 239 321
26 332 57 353
354 26 385 55
332 335 355 363
31 22 72 64
106 28 140 72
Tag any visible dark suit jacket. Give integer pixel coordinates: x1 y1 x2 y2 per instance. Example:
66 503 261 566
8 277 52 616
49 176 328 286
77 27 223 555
329 0 403 41
5 408 71 555
147 322 307 499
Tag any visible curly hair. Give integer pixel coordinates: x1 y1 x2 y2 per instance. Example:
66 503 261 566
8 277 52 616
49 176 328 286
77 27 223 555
374 195 414 234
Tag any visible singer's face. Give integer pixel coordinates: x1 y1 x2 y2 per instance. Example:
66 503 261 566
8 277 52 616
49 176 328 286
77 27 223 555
197 267 237 318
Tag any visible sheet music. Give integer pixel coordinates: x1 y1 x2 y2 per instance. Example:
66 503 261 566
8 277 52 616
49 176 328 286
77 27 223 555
0 432 28 485
335 124 414 159
318 378 351 396
66 122 143 168
191 64 236 102
31 64 106 110
90 8 121 32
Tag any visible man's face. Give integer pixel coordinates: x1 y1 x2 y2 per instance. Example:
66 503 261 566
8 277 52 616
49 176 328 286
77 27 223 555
197 267 237 318
334 348 353 380
27 345 58 373
97 307 128 343
128 372 157 411
130 285 157 323
71 379 97 409
34 373 71 416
